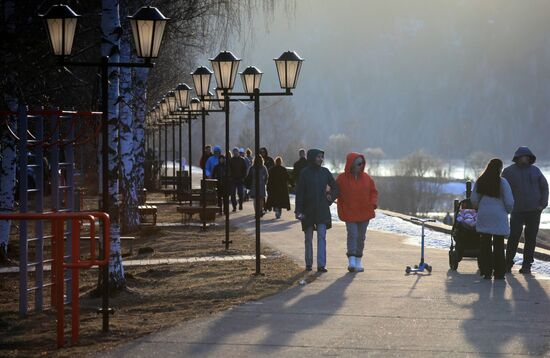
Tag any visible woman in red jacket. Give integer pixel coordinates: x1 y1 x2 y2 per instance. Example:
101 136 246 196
336 153 378 272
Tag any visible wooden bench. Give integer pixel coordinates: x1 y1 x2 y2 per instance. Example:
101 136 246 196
176 205 219 226
138 204 158 226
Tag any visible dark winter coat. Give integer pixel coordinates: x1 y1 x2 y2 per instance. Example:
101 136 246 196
263 156 275 170
502 146 549 213
229 156 247 181
213 162 228 194
292 157 308 186
266 165 291 210
295 149 339 231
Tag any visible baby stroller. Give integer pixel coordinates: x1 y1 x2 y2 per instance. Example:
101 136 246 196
449 181 481 271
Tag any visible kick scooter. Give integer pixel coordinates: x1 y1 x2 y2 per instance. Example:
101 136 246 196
405 217 435 274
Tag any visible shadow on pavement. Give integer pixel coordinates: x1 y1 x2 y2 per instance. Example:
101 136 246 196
189 273 356 356
446 269 550 356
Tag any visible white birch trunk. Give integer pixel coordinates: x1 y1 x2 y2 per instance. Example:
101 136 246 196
118 18 139 233
0 98 18 247
101 0 125 289
1 0 18 249
133 66 149 193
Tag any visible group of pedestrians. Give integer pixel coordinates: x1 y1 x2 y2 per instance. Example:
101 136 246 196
471 147 548 280
201 144 548 278
199 144 292 218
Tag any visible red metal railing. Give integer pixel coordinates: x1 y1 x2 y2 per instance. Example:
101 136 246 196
0 212 110 348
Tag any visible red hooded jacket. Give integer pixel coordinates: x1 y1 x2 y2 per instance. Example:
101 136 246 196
336 152 378 222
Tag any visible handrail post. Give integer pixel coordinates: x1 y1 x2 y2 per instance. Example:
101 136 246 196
71 218 80 345
54 218 65 348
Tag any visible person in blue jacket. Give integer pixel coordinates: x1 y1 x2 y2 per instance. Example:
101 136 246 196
205 146 221 178
502 146 549 274
295 149 339 272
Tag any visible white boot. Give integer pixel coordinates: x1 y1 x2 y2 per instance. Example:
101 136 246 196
355 257 364 272
347 256 356 272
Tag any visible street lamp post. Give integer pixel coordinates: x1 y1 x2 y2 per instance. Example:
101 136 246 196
210 51 241 250
191 66 213 230
209 50 304 274
41 3 169 332
147 50 303 274
218 51 304 275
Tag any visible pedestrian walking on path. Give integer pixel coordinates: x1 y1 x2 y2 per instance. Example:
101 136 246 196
229 147 247 212
292 148 308 189
266 156 291 219
213 154 229 215
247 156 269 217
295 148 339 272
205 145 221 178
243 148 253 201
502 146 549 274
471 158 514 280
260 147 275 170
199 145 212 170
336 152 378 272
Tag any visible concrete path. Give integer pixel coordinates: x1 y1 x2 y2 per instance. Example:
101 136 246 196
101 206 550 357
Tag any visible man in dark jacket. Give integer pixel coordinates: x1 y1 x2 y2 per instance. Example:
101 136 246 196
199 145 212 170
229 147 248 211
292 148 308 188
295 149 339 272
213 155 229 215
502 146 549 274
260 147 275 170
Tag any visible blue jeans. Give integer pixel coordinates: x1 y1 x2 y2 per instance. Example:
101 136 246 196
345 221 369 257
506 211 541 269
304 224 327 268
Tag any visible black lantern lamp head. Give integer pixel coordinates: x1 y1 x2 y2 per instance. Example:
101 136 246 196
41 4 80 57
240 66 263 94
175 83 191 110
166 91 177 113
209 51 241 90
189 97 201 112
127 6 169 59
159 98 169 119
191 66 213 97
274 51 304 91
202 91 214 111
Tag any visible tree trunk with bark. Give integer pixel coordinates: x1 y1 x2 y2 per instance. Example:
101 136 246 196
118 9 139 233
101 0 125 289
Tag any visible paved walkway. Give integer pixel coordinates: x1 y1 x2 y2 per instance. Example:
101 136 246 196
101 205 550 357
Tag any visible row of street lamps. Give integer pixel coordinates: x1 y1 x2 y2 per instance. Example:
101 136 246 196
41 2 303 278
148 50 303 274
41 3 170 332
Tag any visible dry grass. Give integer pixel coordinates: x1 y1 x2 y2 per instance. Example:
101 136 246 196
0 192 314 358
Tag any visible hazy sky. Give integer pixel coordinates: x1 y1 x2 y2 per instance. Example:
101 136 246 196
198 1 550 159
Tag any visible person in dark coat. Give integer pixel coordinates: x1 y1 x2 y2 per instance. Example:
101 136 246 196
212 155 229 215
199 145 212 170
260 147 275 170
295 149 339 272
266 157 291 219
248 156 269 217
229 147 247 212
502 146 549 274
292 148 308 189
